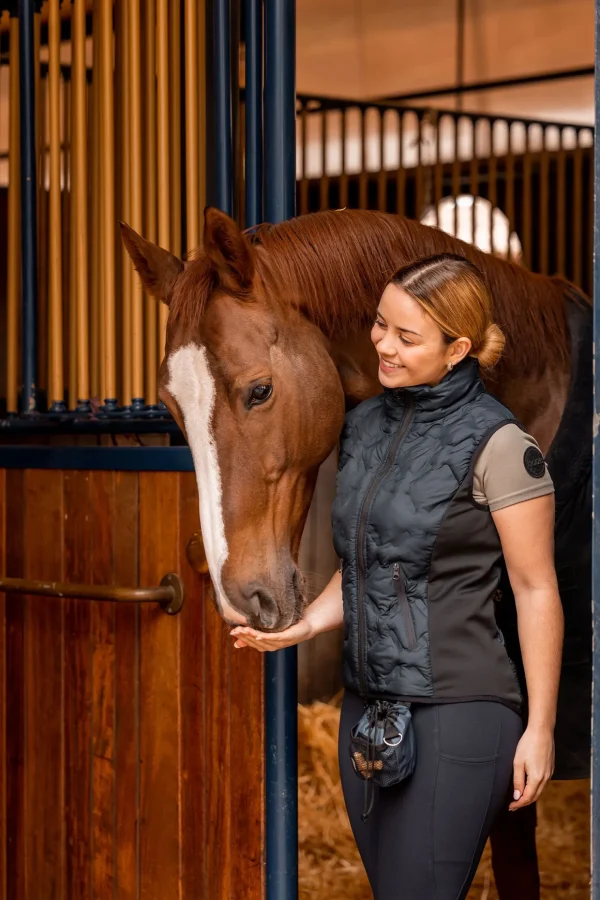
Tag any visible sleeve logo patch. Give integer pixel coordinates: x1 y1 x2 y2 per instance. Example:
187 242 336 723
523 446 545 479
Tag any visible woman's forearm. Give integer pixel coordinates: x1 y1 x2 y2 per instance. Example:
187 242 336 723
515 583 563 732
303 570 344 638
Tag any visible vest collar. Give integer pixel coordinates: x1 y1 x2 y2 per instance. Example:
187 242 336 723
383 357 484 423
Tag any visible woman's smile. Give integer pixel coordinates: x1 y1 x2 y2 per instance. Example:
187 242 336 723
378 356 404 373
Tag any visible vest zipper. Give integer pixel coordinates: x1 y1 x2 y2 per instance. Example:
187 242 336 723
393 563 417 650
355 396 415 696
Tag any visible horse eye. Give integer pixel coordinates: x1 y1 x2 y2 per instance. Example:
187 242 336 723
249 383 273 406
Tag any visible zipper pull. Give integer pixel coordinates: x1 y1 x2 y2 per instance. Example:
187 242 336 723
393 563 400 580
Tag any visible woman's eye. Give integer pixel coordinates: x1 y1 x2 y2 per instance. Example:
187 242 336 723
374 319 386 328
249 383 273 406
400 336 413 346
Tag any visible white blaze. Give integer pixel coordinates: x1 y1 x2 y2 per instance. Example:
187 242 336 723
167 344 245 623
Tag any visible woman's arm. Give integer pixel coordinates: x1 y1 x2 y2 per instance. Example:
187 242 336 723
230 569 344 652
492 493 564 811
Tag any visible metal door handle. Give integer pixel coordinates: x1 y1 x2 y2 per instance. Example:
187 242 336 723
0 572 184 615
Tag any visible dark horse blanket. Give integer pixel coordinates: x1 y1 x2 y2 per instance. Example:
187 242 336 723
497 288 592 780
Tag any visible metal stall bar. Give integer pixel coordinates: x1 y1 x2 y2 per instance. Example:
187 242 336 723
7 15 21 415
245 0 263 228
129 0 144 408
214 0 232 215
18 0 39 414
264 3 298 897
99 0 116 409
144 0 158 405
185 0 200 250
48 0 64 412
593 2 600 894
157 0 170 365
73 0 89 411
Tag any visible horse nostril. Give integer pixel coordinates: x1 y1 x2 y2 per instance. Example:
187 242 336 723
249 589 279 630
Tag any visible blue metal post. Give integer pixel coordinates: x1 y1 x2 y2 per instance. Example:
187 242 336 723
593 0 600 892
244 0 263 228
264 3 297 898
214 0 233 215
18 0 38 414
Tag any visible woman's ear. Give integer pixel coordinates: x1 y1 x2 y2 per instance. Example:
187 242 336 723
447 337 472 366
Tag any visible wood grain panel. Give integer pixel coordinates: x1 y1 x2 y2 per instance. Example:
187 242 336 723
178 472 206 897
24 470 65 899
4 470 25 900
114 472 140 900
205 588 231 897
90 471 117 897
63 470 93 900
230 618 264 898
0 469 6 900
139 472 181 896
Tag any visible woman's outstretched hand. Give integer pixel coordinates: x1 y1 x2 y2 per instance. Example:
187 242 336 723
230 617 314 652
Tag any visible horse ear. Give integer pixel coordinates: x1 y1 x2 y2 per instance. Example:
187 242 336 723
120 222 184 305
203 207 254 293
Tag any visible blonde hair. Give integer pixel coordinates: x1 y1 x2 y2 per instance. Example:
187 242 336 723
389 254 505 369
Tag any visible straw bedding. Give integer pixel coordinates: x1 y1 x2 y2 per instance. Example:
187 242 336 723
298 698 590 899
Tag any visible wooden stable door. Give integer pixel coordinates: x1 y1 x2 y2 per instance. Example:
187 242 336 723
0 468 264 899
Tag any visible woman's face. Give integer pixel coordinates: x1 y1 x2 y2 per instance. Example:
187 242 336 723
371 284 471 389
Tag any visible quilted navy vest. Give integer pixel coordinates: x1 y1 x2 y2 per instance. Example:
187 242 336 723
332 357 522 710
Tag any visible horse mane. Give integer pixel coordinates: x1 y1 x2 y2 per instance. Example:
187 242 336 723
174 209 586 377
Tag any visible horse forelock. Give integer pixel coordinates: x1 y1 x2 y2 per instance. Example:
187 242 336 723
168 210 580 377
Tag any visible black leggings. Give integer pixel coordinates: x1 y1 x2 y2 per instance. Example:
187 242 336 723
339 692 523 900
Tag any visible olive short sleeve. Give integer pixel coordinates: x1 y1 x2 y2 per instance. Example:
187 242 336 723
472 423 554 511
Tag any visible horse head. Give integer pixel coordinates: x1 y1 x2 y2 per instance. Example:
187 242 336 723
121 208 347 631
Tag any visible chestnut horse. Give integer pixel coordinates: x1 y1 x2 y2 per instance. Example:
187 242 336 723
122 207 592 897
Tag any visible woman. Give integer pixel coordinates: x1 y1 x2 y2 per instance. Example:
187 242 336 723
231 253 564 900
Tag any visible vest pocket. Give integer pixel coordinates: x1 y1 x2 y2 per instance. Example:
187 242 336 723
392 562 417 650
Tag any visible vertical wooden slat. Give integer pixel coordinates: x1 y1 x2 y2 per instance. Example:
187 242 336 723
358 109 367 209
119 0 132 408
100 0 116 402
197 0 207 228
0 471 6 900
557 131 566 276
170 0 182 259
539 128 550 274
139 473 181 895
73 0 89 404
129 0 144 402
90 14 101 400
48 0 63 408
396 111 405 216
452 116 460 236
157 0 171 367
178 474 206 896
185 0 199 252
143 0 158 405
66 74 77 410
24 471 65 898
113 473 140 900
90 472 116 898
573 136 583 287
5 470 25 900
36 18 47 400
63 471 93 900
7 18 21 414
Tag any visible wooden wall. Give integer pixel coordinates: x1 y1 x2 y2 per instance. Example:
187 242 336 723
0 467 264 900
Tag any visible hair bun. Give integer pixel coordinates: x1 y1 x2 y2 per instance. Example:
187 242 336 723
475 324 505 368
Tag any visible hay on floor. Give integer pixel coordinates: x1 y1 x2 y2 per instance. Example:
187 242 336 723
298 699 590 900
